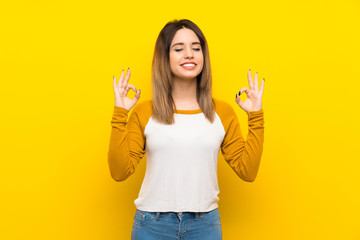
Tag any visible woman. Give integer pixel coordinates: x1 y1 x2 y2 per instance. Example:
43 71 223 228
108 19 265 240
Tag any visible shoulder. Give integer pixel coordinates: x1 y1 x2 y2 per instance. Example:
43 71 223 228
129 100 153 129
213 97 236 116
212 98 239 132
132 99 153 114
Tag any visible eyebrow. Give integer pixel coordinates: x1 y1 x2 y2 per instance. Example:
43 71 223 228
171 42 201 48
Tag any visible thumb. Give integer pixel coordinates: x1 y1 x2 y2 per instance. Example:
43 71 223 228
235 90 246 107
236 95 244 107
133 89 141 102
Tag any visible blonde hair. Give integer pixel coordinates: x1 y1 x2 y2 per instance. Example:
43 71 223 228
151 19 215 124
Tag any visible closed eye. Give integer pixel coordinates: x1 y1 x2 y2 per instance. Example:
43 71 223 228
175 48 201 52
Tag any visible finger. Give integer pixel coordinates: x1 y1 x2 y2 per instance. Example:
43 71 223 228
254 72 259 91
123 68 131 86
126 84 137 93
259 78 265 95
235 93 244 106
239 87 251 96
113 75 117 89
133 89 141 102
118 70 125 88
247 69 254 90
113 75 121 96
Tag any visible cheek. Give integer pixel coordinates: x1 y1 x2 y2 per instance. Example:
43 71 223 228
199 55 204 67
199 56 204 72
199 52 204 63
170 53 178 63
169 55 176 68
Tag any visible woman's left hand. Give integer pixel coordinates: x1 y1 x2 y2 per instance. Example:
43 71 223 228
235 69 265 112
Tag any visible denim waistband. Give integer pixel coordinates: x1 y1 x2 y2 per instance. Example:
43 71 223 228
137 208 218 221
154 211 202 221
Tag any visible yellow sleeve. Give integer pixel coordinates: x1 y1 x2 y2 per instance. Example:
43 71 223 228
107 104 147 181
217 100 265 182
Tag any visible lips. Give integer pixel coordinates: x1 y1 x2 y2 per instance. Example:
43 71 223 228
181 63 196 70
180 62 197 66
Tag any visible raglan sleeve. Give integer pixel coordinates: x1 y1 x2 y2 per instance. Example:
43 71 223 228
107 105 146 182
220 106 264 182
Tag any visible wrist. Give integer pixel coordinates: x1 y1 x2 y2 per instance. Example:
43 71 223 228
114 105 129 111
250 108 262 112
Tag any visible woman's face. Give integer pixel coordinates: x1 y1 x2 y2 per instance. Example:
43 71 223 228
169 28 204 81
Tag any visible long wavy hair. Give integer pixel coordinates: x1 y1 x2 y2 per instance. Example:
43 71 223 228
151 19 215 124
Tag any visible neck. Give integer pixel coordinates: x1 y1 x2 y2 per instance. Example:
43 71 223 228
171 76 199 109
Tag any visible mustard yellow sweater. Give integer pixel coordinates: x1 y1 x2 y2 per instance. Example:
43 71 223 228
108 98 264 212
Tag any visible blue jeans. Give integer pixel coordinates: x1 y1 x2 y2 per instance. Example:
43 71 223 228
131 208 222 240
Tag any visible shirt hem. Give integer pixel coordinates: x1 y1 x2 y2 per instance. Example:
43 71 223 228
135 204 219 213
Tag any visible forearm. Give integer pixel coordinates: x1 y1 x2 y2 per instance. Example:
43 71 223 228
223 109 264 182
240 109 265 181
108 106 143 182
108 125 135 181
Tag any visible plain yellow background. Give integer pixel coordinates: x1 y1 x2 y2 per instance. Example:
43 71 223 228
1 0 359 239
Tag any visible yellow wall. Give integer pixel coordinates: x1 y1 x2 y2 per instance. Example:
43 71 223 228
1 0 359 239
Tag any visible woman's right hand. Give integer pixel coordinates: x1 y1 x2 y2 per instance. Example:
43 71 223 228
113 68 141 111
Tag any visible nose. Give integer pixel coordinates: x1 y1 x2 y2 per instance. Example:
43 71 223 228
184 47 194 59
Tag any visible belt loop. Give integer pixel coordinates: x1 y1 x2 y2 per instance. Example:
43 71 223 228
195 212 199 221
155 212 160 220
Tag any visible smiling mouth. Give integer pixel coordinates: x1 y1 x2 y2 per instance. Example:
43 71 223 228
181 63 196 66
181 64 196 69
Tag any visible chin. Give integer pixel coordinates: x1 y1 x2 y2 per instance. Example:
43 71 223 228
177 71 202 79
180 74 199 80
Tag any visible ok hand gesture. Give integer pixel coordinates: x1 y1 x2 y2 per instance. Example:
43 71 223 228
113 68 141 111
235 69 265 112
